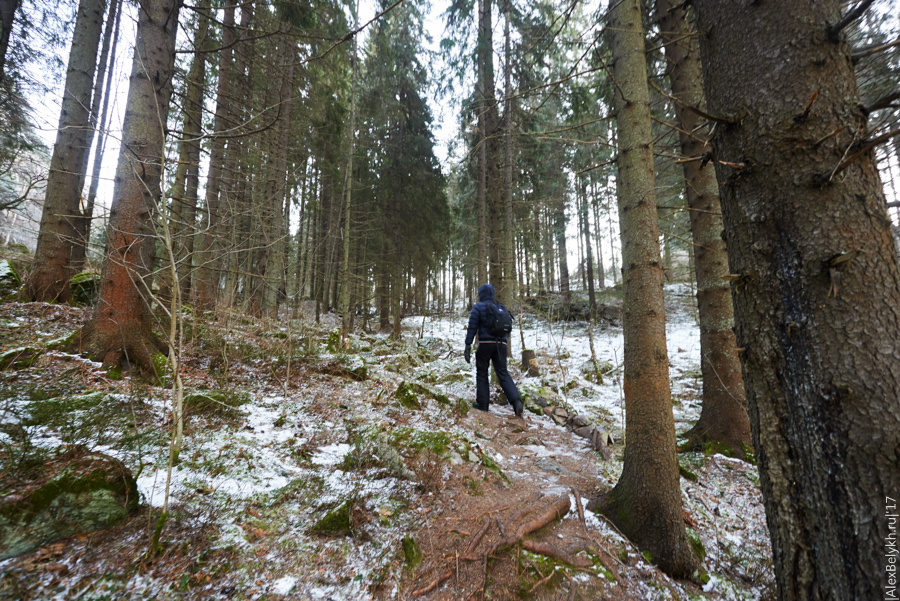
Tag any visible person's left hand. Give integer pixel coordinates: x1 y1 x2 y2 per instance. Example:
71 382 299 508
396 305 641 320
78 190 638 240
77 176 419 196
464 345 471 363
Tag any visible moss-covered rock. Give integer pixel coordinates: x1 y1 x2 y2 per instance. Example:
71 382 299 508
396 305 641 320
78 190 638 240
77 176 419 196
0 449 138 560
44 330 78 352
395 382 423 410
0 347 39 370
0 260 21 297
183 389 250 418
308 500 353 536
579 359 614 384
69 272 100 305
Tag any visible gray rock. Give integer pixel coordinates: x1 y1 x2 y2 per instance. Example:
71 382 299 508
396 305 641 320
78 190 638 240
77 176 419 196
0 450 138 560
0 260 20 297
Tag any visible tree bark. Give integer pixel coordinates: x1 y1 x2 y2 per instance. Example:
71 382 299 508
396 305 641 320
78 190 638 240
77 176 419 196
694 1 900 598
70 0 120 271
75 0 182 372
25 0 106 302
73 0 122 272
167 0 210 303
195 1 236 310
598 0 698 578
0 0 20 84
655 0 751 459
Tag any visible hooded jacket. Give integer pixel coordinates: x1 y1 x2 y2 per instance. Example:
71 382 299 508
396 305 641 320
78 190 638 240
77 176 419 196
465 283 510 345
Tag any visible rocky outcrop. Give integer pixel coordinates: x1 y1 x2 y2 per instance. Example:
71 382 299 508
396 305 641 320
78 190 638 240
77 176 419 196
0 449 139 559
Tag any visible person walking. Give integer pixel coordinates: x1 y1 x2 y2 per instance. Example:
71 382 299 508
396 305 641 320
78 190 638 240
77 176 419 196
464 283 524 416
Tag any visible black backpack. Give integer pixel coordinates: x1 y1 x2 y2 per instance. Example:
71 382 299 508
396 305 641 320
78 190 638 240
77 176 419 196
484 301 513 338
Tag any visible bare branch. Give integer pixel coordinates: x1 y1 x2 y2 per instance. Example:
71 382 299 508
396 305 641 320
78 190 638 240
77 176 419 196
827 0 877 42
852 37 900 62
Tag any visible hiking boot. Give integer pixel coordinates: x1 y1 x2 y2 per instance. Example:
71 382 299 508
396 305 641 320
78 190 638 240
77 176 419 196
512 400 524 418
471 402 489 412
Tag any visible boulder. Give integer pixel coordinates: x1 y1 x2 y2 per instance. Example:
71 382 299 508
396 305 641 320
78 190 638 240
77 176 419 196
0 449 138 560
0 259 21 297
69 272 100 305
579 359 614 384
417 337 449 357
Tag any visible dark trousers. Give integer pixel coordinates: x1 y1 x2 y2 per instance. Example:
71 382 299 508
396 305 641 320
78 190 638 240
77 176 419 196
475 342 522 410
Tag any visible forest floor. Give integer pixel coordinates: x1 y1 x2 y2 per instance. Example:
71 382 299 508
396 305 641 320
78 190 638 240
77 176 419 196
0 285 775 600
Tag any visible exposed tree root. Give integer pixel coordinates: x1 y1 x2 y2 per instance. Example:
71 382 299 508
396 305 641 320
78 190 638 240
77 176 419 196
465 517 491 556
413 495 573 597
410 570 453 598
74 317 166 375
677 426 754 463
520 540 593 568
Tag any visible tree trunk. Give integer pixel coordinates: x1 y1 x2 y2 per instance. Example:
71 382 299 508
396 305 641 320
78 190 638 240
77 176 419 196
75 0 182 372
580 179 596 315
656 0 751 459
25 0 106 302
196 1 236 310
598 0 698 578
262 36 297 316
0 0 20 84
340 9 358 339
694 1 900 597
74 0 122 272
166 0 210 303
500 1 516 305
554 198 570 300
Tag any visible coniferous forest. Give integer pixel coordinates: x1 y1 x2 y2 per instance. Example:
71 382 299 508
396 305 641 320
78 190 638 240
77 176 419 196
0 0 899 599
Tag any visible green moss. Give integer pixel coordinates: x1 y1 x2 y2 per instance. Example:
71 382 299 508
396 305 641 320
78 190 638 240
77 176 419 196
0 347 38 370
326 328 342 353
479 452 510 486
395 382 422 410
69 272 100 305
641 550 653 564
308 500 353 536
454 397 470 417
402 535 422 569
464 477 482 496
152 352 169 379
679 464 698 482
686 528 705 561
740 442 757 465
183 389 249 419
44 330 78 351
107 365 122 380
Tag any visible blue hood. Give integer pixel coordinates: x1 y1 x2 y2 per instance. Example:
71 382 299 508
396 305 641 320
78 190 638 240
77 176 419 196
478 283 495 303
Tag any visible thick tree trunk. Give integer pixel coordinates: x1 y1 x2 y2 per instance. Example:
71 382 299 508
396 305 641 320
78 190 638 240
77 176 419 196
196 2 236 310
656 0 751 459
694 1 900 598
25 0 105 302
598 0 698 578
75 0 182 372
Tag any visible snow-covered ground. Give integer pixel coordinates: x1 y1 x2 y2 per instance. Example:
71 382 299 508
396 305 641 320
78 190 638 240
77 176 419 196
0 286 773 600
